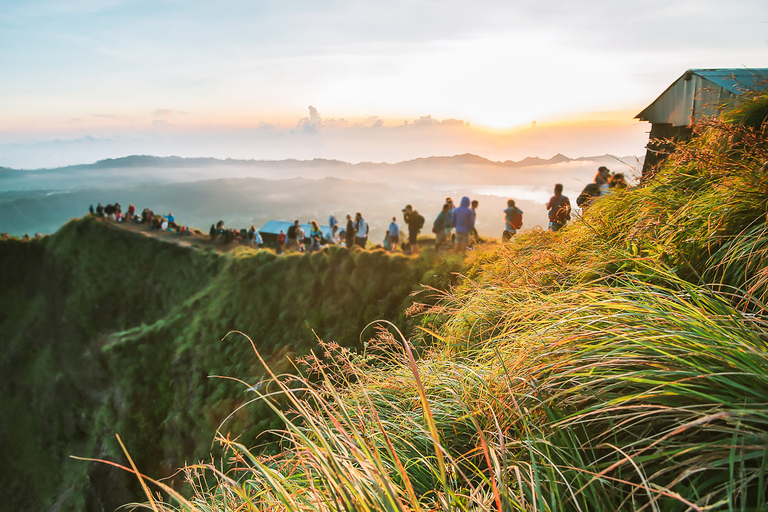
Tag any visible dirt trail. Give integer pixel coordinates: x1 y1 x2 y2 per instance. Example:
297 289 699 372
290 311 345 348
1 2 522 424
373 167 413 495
108 218 253 253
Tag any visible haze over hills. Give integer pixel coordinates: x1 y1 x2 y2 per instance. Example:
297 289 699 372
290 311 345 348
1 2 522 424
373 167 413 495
0 153 641 237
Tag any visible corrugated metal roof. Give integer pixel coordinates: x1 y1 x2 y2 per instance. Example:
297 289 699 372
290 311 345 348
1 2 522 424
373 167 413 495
690 68 768 95
636 68 768 127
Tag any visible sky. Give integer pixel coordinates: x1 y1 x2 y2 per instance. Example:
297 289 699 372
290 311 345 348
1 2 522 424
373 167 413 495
1 0 766 169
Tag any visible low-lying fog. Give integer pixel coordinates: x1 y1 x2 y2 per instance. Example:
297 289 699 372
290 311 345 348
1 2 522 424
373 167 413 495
0 154 641 239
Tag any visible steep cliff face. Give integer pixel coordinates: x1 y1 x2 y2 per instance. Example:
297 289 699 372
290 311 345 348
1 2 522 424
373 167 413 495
0 216 461 511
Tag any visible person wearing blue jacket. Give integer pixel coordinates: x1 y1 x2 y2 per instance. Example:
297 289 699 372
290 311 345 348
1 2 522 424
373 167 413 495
453 196 475 252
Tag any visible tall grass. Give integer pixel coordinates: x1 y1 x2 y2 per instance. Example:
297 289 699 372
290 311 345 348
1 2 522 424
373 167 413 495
113 277 768 511
111 94 768 510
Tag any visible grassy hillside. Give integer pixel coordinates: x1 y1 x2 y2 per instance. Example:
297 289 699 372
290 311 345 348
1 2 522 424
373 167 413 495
0 217 463 511
124 94 768 510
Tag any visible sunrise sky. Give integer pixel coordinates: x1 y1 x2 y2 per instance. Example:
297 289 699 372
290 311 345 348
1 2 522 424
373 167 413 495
1 0 766 168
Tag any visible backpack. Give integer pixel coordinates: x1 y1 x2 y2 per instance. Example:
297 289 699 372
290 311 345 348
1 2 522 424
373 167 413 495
416 214 425 230
510 209 523 230
433 213 445 233
576 183 600 208
287 225 297 238
552 196 571 224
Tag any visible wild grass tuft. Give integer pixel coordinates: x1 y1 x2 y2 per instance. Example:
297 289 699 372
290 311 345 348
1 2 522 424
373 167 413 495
117 93 768 510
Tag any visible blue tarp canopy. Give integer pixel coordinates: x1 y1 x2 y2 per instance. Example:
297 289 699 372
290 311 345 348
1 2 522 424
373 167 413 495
258 220 336 243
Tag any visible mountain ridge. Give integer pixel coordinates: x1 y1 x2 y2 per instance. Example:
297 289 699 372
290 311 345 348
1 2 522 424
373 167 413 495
0 152 634 173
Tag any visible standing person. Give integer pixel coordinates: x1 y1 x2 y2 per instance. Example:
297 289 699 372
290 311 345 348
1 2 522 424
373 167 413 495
433 203 451 251
309 220 323 243
296 222 306 252
444 197 455 247
452 196 475 252
277 229 287 254
345 214 355 248
329 214 338 229
469 199 480 247
546 183 571 232
388 217 400 253
248 225 257 247
89 204 94 215
502 199 523 241
330 224 340 245
354 212 368 249
287 220 300 251
596 166 611 195
403 204 424 255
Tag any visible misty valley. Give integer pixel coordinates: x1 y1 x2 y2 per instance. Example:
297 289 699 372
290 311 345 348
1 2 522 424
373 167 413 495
0 153 639 239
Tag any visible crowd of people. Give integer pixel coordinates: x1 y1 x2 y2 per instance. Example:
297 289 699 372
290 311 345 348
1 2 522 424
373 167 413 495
576 166 628 209
89 202 198 236
504 166 628 238
209 221 264 248
78 168 622 254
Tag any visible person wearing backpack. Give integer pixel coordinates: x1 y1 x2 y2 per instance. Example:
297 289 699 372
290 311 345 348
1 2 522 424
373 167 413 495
403 204 423 255
546 183 571 232
503 199 523 240
432 203 450 251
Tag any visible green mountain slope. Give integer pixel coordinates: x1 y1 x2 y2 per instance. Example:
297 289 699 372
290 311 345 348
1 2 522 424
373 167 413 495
0 217 463 511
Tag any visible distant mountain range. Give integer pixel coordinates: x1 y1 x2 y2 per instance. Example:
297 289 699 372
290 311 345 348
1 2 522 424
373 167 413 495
0 152 642 237
0 152 632 173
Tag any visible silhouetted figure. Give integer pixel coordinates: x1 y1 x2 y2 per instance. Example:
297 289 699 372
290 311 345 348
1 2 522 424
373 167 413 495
403 205 424 255
345 214 355 249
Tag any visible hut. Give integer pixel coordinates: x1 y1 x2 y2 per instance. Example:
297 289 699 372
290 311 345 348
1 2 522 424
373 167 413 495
636 68 768 179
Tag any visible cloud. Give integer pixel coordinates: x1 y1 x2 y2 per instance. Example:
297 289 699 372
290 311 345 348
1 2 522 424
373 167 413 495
323 118 350 129
412 115 440 127
296 105 323 132
153 109 184 119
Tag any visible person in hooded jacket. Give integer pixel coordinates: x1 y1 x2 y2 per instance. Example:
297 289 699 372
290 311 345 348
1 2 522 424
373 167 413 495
452 196 475 252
